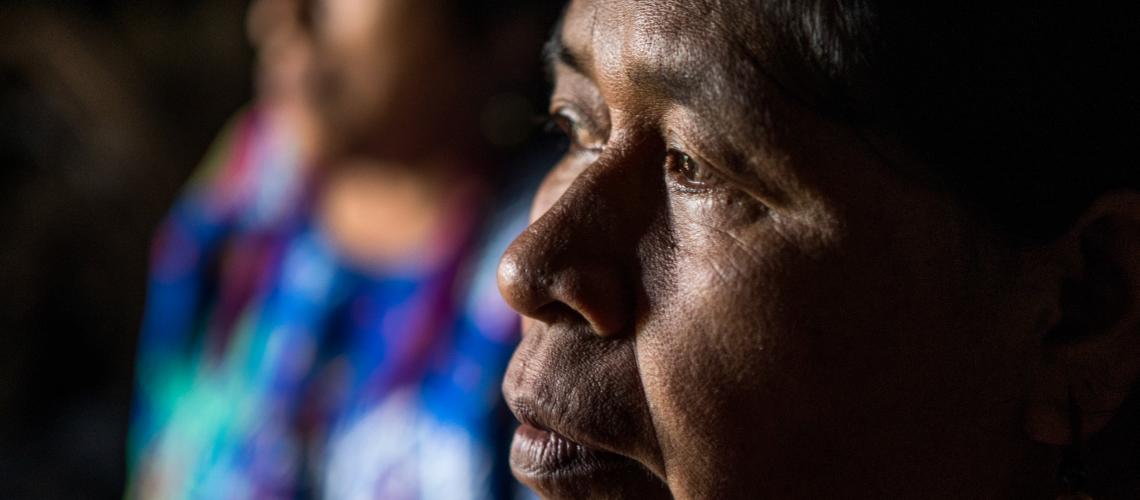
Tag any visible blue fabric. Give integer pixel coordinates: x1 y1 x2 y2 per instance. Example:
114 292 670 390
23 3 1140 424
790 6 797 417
128 110 533 499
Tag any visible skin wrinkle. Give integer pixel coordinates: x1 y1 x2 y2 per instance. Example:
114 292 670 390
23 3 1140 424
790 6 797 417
637 37 814 219
660 107 790 210
499 1 1140 498
505 102 670 480
622 9 707 108
630 183 680 485
523 325 646 455
555 7 798 211
609 135 676 482
692 221 764 277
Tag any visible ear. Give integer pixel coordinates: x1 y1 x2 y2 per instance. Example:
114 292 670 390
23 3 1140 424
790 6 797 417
1025 191 1140 445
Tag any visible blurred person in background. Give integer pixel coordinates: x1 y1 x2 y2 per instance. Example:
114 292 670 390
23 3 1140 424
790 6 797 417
128 0 560 497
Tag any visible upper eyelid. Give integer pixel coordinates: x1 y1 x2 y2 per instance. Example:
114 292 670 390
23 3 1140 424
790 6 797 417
664 130 716 173
550 58 788 205
665 130 787 205
550 66 610 135
552 82 788 207
549 100 587 125
664 144 729 192
553 107 783 207
666 125 746 179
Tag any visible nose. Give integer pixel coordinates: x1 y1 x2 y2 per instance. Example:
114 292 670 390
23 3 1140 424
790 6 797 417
497 148 659 337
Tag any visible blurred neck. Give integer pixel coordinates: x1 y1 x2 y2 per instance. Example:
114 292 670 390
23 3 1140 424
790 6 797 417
316 155 483 271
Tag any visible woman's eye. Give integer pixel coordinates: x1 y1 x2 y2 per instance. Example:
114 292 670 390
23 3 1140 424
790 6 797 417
549 112 600 151
666 149 717 189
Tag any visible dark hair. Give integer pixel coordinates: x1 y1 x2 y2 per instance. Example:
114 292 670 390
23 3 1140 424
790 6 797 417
749 2 1138 242
447 0 565 42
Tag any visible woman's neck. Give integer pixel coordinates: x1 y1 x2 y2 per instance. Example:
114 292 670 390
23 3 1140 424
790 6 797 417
316 155 483 272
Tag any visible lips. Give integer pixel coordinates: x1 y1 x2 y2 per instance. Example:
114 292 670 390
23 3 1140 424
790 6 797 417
508 402 652 497
510 421 628 476
502 324 670 497
507 398 621 471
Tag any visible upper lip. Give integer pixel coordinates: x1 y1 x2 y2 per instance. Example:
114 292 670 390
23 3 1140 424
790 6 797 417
507 391 671 485
503 323 668 480
508 396 586 445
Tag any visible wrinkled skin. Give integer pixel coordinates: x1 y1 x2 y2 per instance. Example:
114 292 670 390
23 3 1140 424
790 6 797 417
498 1 1140 498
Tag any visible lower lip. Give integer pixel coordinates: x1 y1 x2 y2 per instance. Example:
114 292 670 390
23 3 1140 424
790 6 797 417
510 423 626 479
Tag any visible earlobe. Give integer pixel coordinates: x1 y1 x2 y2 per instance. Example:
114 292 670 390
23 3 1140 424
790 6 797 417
1024 191 1140 445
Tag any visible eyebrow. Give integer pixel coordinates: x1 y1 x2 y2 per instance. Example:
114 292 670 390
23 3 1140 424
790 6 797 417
544 29 703 110
543 21 586 81
540 13 792 205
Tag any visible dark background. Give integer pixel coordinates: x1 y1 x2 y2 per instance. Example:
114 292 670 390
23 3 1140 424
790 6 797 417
1 0 254 497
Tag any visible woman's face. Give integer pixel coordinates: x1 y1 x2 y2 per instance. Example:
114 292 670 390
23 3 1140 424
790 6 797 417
499 1 1057 498
248 0 321 152
306 0 463 159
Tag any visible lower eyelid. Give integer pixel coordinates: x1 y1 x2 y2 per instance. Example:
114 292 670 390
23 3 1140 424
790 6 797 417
668 156 781 212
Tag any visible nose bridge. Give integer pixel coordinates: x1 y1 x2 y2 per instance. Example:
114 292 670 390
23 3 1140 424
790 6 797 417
555 130 665 242
498 143 660 337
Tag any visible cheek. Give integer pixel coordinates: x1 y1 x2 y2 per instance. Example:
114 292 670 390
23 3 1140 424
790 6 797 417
634 212 804 485
634 194 1031 493
322 0 382 45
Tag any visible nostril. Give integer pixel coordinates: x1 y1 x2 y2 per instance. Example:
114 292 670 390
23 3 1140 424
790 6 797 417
496 165 637 338
531 301 582 327
498 234 632 337
497 236 621 334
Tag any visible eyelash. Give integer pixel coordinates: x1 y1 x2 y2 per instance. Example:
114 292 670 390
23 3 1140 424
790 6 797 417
665 149 720 192
546 110 722 193
545 110 601 153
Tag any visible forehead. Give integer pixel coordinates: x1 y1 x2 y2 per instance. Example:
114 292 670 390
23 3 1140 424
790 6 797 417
561 0 773 133
588 2 763 58
564 0 741 57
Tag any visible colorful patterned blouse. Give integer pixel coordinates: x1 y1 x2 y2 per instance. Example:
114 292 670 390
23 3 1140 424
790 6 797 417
128 109 531 499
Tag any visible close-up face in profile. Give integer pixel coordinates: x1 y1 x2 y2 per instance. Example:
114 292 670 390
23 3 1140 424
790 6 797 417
498 1 1140 498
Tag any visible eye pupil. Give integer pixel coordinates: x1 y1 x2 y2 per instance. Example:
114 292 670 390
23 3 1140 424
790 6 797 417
670 150 708 186
680 154 697 178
